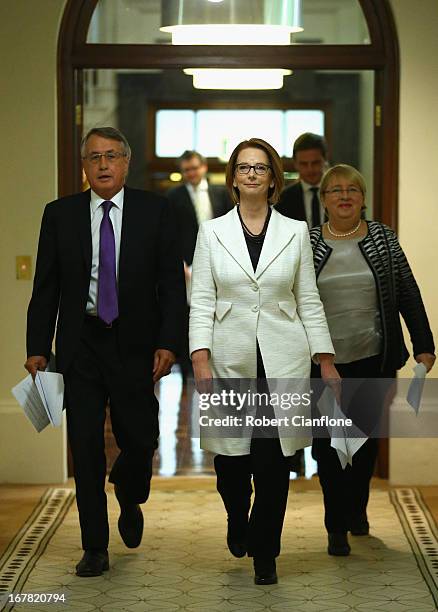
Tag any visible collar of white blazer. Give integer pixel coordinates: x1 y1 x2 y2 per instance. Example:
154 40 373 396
212 206 297 282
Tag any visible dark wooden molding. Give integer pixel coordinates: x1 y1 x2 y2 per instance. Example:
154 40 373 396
70 43 385 70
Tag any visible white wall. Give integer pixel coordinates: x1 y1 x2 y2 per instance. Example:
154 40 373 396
0 0 67 483
389 0 438 484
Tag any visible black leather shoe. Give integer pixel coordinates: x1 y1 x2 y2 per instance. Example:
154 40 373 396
115 485 144 548
226 517 247 558
328 533 351 556
350 513 369 536
254 557 278 585
75 550 109 577
288 449 305 476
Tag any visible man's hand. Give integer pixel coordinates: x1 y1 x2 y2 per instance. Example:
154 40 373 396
183 262 192 283
153 349 176 383
415 352 436 373
24 355 48 380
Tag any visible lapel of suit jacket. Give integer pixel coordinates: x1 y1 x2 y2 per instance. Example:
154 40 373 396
208 184 220 218
212 207 256 281
77 189 92 272
297 182 307 222
255 208 297 280
183 184 199 226
118 185 135 288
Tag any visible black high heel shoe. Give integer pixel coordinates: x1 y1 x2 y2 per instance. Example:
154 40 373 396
226 517 247 558
253 557 277 585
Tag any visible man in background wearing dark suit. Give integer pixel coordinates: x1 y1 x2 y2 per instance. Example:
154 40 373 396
276 133 328 476
168 150 231 380
25 127 186 577
275 132 328 229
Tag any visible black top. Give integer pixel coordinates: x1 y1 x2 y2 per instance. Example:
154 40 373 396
237 205 273 390
237 205 272 271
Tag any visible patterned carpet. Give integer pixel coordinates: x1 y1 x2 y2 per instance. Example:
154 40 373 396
0 485 437 611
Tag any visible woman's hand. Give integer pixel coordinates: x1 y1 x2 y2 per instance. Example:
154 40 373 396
318 353 342 405
415 352 436 373
192 349 213 393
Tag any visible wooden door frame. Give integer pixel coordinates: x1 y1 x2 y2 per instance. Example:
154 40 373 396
58 0 399 477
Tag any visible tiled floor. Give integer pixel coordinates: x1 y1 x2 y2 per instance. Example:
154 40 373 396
1 369 438 565
3 487 438 612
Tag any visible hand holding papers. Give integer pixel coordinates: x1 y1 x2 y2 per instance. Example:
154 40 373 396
12 370 64 432
317 386 367 469
406 362 427 414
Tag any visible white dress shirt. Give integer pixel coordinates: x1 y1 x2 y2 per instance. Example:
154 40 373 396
301 180 324 229
86 188 124 315
187 178 213 223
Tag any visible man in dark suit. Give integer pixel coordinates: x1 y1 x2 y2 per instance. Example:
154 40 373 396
167 150 231 379
276 133 328 477
275 132 328 229
25 127 186 577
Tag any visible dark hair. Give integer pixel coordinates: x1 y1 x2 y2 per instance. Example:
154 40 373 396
179 150 207 166
225 138 284 205
81 127 131 159
293 132 327 159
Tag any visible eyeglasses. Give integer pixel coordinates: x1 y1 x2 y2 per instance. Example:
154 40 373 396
235 163 271 176
82 152 127 164
324 187 362 197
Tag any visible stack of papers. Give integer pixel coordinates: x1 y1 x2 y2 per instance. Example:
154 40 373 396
317 386 367 469
12 371 64 432
407 362 427 414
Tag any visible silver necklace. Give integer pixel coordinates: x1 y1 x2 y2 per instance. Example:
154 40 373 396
326 219 362 238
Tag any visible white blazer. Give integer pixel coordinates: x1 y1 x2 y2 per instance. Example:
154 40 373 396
189 206 334 456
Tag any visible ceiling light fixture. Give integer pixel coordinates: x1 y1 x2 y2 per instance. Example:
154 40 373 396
183 68 292 90
161 0 303 45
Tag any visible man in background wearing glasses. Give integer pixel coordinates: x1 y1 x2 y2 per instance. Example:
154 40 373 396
25 127 186 577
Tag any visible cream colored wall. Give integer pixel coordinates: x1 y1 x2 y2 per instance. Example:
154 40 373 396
0 0 67 483
389 0 438 484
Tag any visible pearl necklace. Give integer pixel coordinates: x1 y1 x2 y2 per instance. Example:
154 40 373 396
326 219 362 238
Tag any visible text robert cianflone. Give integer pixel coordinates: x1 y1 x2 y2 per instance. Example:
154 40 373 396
198 415 353 428
198 389 311 411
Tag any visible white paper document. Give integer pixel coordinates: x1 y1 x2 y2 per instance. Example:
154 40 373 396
12 371 64 432
317 386 367 469
406 362 427 414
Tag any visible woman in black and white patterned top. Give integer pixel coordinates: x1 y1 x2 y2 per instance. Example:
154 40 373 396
309 164 435 557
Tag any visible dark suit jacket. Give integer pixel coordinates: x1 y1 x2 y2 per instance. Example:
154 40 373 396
274 181 307 222
26 186 186 374
167 182 232 265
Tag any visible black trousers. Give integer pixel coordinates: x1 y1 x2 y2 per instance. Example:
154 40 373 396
64 316 157 551
214 345 291 559
214 438 290 558
177 304 192 378
312 354 395 534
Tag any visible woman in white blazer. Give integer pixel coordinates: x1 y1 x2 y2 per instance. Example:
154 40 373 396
189 138 338 585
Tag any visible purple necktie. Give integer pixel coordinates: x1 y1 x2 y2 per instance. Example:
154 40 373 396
97 201 119 324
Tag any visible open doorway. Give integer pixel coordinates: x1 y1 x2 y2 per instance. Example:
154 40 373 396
59 0 399 477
